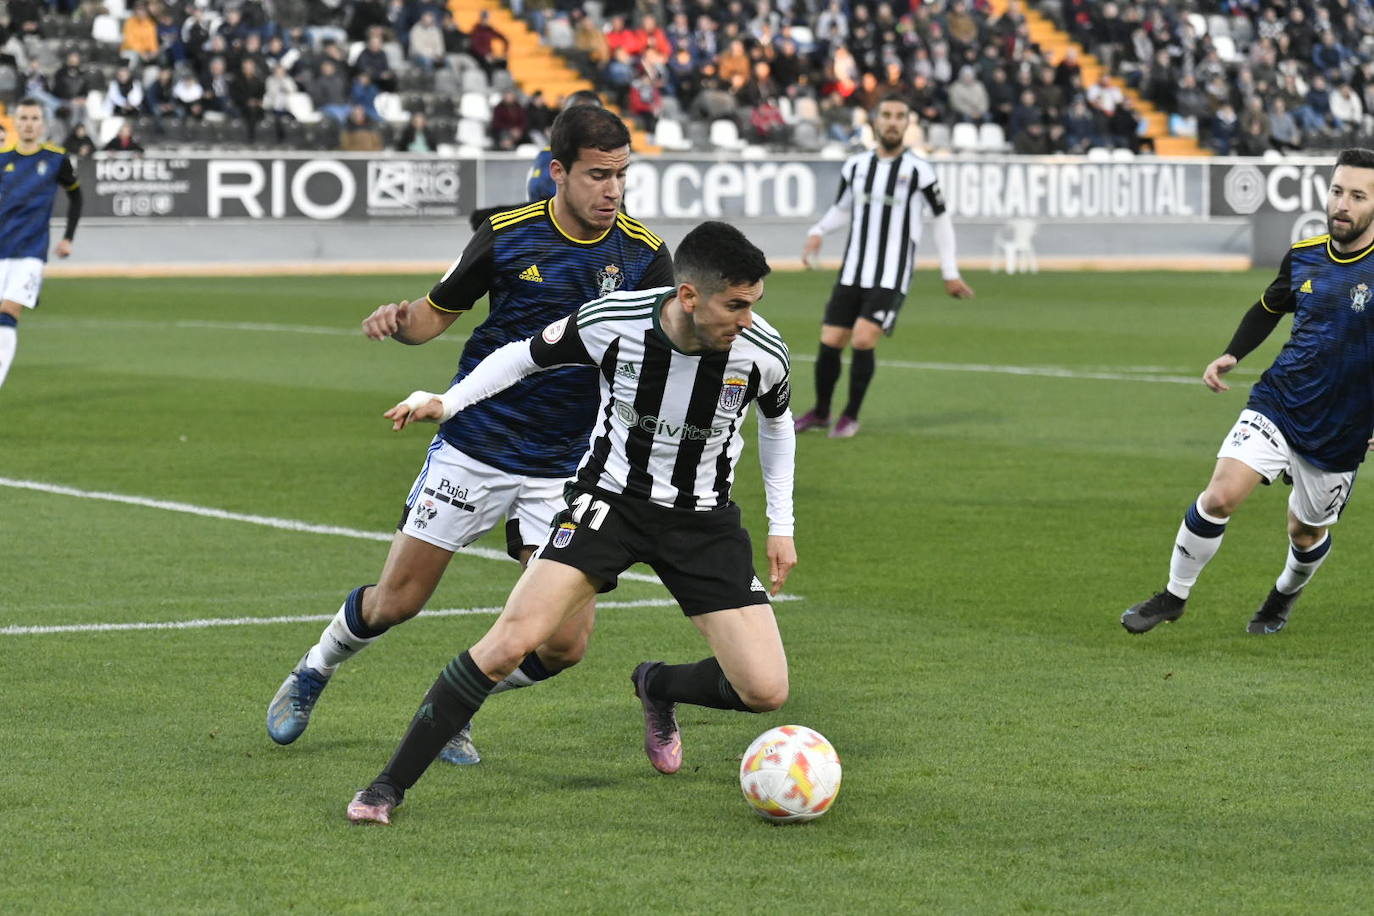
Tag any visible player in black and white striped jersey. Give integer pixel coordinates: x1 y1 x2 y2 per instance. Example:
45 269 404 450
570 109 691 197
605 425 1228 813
797 93 975 439
345 221 797 825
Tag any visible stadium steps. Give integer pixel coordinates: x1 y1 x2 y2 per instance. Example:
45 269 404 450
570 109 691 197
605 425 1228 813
988 0 1208 157
446 0 660 153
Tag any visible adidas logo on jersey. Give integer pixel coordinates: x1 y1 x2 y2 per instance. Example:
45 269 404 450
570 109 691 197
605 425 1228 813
750 576 767 592
1300 279 1313 294
519 264 544 283
615 361 638 380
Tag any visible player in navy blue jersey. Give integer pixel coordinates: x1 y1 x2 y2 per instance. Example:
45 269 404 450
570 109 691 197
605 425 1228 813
267 106 674 762
0 99 83 392
1123 148 1374 636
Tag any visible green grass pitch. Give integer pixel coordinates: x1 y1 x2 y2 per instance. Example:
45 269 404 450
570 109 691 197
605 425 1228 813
4 268 1374 913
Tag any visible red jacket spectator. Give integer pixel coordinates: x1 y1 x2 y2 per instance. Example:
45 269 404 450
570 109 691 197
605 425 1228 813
631 16 671 59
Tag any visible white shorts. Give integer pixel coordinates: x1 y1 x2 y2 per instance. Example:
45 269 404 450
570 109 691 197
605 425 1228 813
1217 409 1356 527
0 258 44 309
399 437 567 556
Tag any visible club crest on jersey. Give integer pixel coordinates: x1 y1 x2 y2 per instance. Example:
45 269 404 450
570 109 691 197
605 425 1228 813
36 161 49 176
718 376 748 411
1351 283 1370 312
597 264 623 295
552 521 576 548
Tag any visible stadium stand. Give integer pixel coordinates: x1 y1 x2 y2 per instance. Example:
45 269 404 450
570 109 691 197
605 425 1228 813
0 1 1369 157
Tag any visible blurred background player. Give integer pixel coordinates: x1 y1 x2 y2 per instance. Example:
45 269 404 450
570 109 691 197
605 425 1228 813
266 106 674 765
346 221 795 825
1123 148 1374 637
0 98 82 393
468 89 604 230
795 93 974 439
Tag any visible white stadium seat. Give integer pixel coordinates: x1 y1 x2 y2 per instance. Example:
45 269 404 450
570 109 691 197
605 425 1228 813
709 118 747 151
91 14 122 44
977 122 1007 152
456 118 489 148
950 121 979 151
653 118 692 151
1212 35 1238 62
459 92 491 122
375 91 408 123
924 121 951 151
992 219 1038 274
287 91 321 123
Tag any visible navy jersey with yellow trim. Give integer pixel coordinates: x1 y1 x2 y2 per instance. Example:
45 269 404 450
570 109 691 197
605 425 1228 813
428 199 675 476
1247 233 1374 471
0 144 78 261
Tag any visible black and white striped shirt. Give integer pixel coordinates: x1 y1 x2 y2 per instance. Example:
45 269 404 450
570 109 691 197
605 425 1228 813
530 287 792 513
810 149 948 293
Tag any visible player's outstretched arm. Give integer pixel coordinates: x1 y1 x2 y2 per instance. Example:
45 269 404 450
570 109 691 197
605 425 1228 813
766 536 797 596
382 338 547 431
362 297 460 344
1203 354 1238 392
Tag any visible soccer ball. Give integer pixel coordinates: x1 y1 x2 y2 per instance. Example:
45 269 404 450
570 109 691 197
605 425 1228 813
739 725 842 822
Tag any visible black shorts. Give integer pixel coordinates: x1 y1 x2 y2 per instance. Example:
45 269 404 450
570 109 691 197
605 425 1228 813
822 284 907 335
533 484 770 615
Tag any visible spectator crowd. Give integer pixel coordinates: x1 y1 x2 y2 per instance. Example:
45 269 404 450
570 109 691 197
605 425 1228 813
1 0 1371 156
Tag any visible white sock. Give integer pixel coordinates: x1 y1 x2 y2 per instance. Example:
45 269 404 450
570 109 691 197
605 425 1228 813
0 324 16 389
1167 496 1229 599
305 603 383 673
489 668 538 695
1276 532 1331 595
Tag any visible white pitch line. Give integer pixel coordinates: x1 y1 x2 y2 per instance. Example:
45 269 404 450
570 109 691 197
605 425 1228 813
1 594 804 637
0 476 660 584
40 316 1259 385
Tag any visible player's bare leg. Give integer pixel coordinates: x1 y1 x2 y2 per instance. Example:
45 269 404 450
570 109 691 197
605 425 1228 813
0 300 23 390
268 533 452 744
688 604 789 711
832 317 883 439
795 323 851 432
631 604 788 774
1249 509 1331 635
348 559 600 823
439 545 596 765
1124 458 1265 633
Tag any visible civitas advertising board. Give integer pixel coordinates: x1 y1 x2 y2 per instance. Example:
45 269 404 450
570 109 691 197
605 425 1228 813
1211 160 1335 265
73 154 478 220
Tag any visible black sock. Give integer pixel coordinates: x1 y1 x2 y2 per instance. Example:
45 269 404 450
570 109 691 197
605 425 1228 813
842 347 876 419
647 657 754 712
376 651 496 794
814 343 842 417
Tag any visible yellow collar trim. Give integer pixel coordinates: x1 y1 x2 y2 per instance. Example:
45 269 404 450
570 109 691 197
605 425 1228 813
1327 237 1374 263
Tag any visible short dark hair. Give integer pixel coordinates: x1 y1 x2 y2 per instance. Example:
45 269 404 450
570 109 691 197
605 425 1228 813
1337 148 1374 171
550 106 630 173
876 92 912 111
674 221 771 297
16 97 45 115
562 89 603 111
